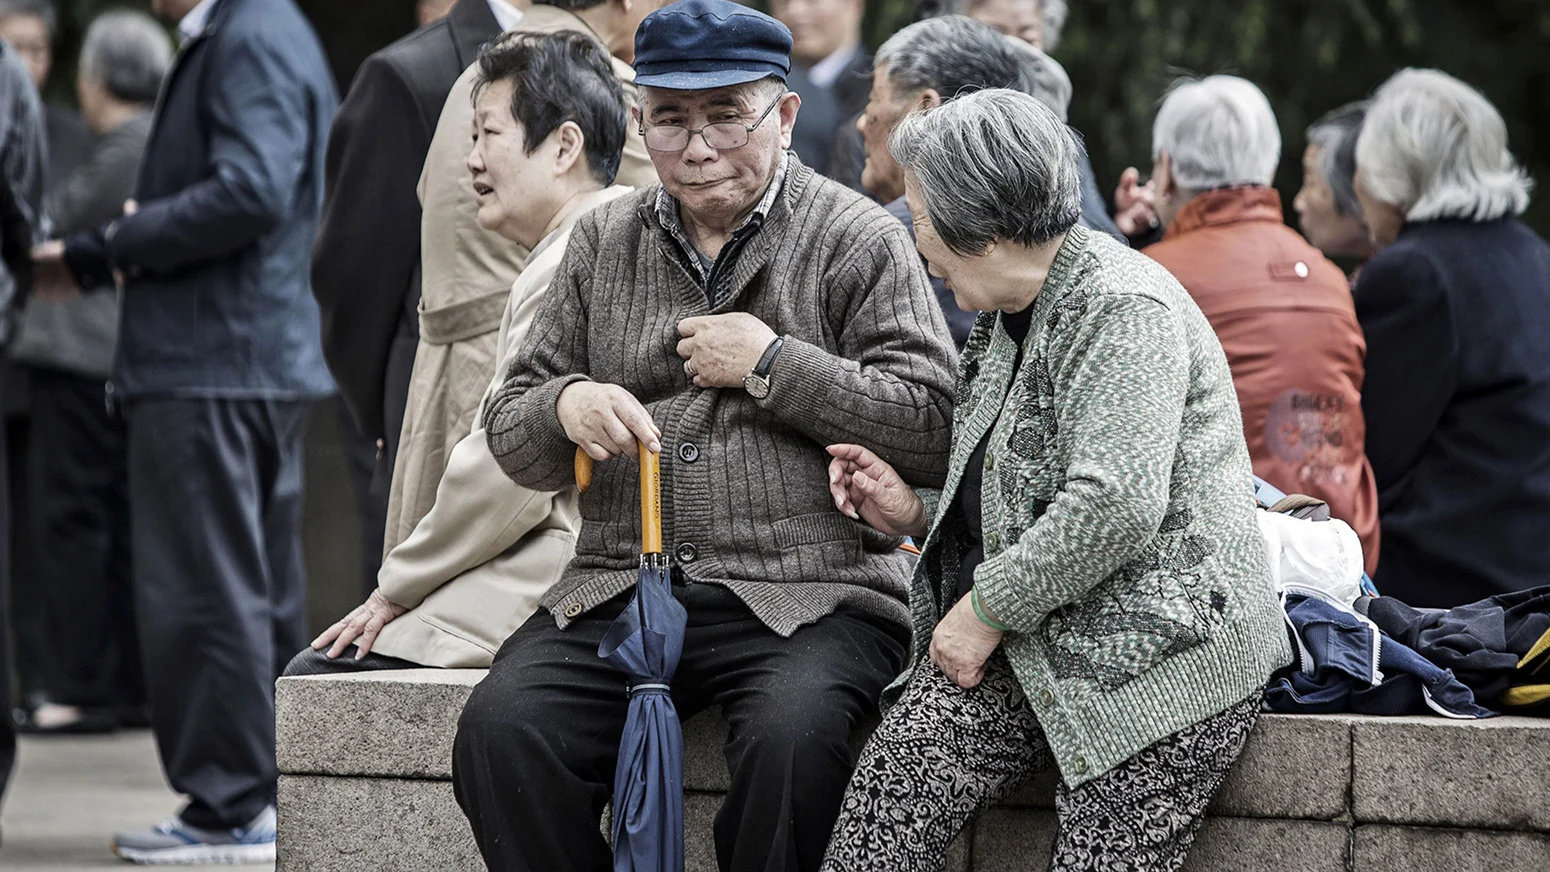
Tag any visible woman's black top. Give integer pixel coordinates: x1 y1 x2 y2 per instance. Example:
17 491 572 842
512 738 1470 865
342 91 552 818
954 303 1036 600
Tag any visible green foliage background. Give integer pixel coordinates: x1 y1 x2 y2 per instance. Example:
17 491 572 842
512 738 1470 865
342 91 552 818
45 0 1550 235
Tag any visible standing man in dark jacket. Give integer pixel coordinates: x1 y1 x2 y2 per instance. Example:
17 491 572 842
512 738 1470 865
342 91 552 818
37 0 336 862
309 0 507 594
0 35 44 817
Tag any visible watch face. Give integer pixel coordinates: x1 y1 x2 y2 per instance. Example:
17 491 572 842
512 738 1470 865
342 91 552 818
743 374 770 399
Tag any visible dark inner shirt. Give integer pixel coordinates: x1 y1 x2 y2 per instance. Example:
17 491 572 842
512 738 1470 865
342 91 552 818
955 303 1036 600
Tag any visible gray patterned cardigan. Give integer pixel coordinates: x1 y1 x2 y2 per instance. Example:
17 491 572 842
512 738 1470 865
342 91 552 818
909 224 1291 788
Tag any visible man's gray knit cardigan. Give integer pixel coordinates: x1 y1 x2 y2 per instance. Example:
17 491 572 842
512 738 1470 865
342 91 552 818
911 224 1291 788
484 158 959 635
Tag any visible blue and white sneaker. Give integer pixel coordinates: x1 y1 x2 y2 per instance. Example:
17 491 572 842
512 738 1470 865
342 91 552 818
111 805 277 865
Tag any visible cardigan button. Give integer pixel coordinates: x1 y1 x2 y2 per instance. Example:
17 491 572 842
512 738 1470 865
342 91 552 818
985 451 996 471
563 602 584 618
1073 756 1089 775
678 442 699 463
676 542 699 563
1038 688 1054 707
986 532 1001 550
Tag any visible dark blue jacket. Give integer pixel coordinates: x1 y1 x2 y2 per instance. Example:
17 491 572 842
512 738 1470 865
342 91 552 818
63 0 337 399
1354 219 1550 608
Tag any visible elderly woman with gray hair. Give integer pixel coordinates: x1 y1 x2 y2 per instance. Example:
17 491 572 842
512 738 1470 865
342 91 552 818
1295 101 1375 266
821 89 1288 872
1350 68 1550 608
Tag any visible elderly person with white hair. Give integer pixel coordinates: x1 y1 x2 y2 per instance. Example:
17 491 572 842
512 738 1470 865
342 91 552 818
1295 101 1375 268
1351 68 1550 608
820 89 1288 872
1142 75 1380 573
10 8 170 736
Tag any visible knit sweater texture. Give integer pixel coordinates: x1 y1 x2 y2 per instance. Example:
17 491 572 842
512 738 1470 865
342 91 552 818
484 158 958 635
909 225 1291 788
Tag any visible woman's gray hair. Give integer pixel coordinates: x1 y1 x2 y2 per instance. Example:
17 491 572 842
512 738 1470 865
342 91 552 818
890 88 1081 254
1009 39 1070 121
80 11 173 105
1305 101 1368 217
1042 0 1068 52
1152 75 1281 191
875 15 1031 104
1354 68 1530 223
912 0 1069 52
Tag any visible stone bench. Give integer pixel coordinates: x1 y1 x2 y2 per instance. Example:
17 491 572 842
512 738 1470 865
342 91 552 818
276 669 1550 871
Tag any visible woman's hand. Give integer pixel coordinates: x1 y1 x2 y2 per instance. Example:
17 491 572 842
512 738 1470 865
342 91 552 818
826 444 928 538
312 589 408 660
930 593 1004 688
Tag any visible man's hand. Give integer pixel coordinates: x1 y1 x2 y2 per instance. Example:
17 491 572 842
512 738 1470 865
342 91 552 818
677 313 777 389
31 241 79 301
929 592 1004 688
1112 167 1159 237
557 381 661 461
826 444 928 538
312 589 409 660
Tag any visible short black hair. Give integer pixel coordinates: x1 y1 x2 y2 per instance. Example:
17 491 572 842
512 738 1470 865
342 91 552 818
472 30 626 186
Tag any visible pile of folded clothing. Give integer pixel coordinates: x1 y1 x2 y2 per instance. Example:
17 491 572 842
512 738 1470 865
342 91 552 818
1250 477 1548 718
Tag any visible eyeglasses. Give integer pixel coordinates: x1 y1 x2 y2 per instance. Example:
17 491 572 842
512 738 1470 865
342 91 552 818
640 94 784 153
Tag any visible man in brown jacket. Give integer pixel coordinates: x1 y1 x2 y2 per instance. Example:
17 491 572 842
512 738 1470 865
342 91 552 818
453 2 957 870
1142 75 1379 572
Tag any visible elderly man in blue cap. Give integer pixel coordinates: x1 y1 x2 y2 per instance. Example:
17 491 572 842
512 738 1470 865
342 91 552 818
451 0 958 869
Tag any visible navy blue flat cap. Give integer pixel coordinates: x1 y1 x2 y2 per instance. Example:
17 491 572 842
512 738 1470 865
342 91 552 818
633 0 792 91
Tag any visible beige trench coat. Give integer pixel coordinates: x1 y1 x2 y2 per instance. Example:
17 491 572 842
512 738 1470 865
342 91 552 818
384 5 656 554
372 185 636 667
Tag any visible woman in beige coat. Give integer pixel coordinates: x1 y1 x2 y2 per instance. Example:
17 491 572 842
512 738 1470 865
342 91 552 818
288 29 644 673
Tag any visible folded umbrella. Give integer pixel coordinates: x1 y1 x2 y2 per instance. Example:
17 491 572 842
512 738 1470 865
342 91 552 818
577 446 689 872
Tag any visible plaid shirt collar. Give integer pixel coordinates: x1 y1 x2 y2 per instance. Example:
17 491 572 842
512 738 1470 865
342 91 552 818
655 154 789 285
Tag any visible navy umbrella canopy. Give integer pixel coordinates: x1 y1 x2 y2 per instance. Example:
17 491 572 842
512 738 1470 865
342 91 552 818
579 446 689 872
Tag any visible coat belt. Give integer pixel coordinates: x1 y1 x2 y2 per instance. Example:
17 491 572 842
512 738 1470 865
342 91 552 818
418 288 509 345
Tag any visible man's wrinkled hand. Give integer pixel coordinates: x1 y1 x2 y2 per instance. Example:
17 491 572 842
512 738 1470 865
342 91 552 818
557 381 661 461
312 589 409 660
676 313 777 389
929 593 1004 689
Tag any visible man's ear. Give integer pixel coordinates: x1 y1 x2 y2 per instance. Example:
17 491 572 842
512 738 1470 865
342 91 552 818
1157 150 1177 200
630 102 643 128
777 90 802 150
553 121 586 176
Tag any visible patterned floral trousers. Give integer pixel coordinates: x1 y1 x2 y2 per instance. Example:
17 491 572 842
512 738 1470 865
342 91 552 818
821 653 1262 872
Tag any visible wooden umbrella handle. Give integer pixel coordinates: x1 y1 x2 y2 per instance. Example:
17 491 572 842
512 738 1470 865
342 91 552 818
574 447 594 493
573 444 662 557
639 442 662 556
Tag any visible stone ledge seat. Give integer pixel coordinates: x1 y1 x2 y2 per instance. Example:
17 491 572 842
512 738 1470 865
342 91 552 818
276 669 1550 871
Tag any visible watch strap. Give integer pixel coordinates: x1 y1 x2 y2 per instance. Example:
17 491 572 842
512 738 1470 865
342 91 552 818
753 337 784 377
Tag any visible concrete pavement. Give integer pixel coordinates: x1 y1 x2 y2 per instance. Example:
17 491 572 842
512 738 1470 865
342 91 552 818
0 731 273 872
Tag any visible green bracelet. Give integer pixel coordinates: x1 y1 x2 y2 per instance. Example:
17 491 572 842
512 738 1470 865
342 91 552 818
971 588 1011 632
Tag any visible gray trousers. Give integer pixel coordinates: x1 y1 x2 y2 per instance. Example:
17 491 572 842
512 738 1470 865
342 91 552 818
126 397 310 830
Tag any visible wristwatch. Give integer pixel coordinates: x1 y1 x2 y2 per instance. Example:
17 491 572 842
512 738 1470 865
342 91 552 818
742 337 785 399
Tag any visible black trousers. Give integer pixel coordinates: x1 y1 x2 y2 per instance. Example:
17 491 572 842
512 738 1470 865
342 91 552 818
281 643 416 677
28 368 140 710
0 382 14 801
125 397 310 829
333 397 385 599
452 583 908 872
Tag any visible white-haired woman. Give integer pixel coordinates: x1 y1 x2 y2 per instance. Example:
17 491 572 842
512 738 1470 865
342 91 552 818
1352 68 1550 608
819 89 1289 872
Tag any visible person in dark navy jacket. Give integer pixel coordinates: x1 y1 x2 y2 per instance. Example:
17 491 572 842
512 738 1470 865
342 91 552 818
1353 68 1550 609
37 0 336 862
